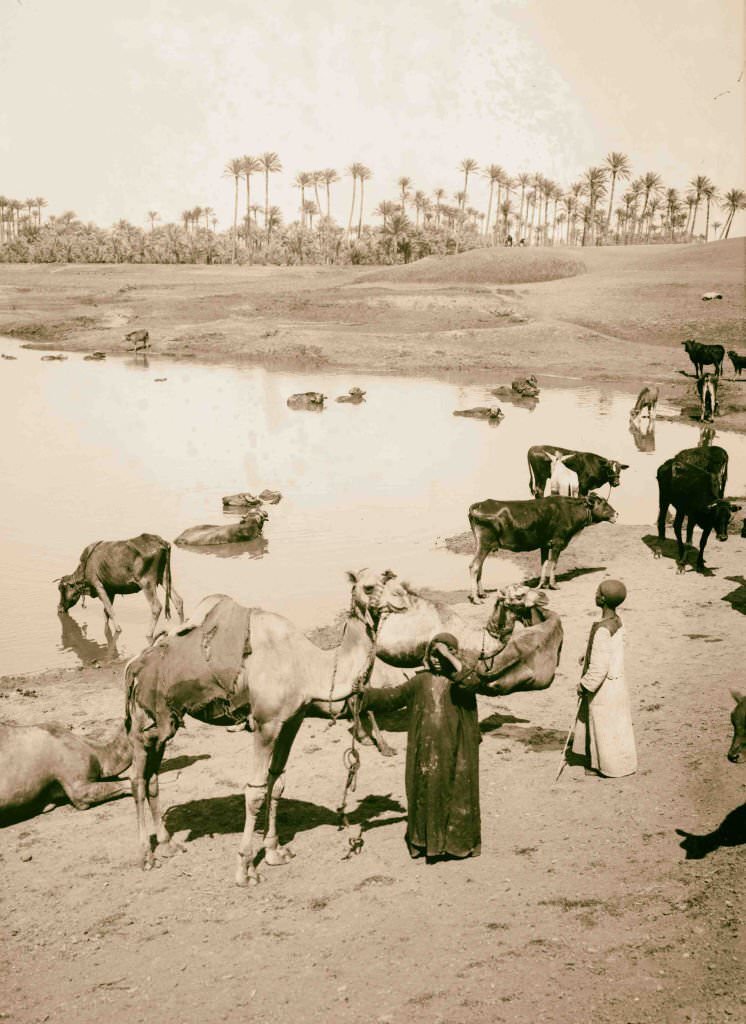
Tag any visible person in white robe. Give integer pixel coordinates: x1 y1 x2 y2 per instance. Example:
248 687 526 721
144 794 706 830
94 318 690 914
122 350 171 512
571 579 637 778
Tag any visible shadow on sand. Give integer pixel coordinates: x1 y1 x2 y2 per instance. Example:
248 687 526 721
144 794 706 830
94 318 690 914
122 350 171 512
164 792 406 847
641 534 716 577
676 803 746 859
722 576 746 616
524 566 606 589
479 710 567 751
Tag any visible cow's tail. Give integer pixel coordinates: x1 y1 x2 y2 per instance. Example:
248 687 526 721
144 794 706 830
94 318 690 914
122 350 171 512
162 543 173 621
124 657 138 734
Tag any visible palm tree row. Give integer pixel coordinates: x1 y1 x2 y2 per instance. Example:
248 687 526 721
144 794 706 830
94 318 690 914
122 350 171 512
0 196 47 242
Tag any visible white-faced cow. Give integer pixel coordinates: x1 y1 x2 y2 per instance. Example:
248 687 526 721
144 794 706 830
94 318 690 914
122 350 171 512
468 494 618 601
682 339 724 378
527 445 628 500
57 534 184 640
697 373 719 421
656 446 740 573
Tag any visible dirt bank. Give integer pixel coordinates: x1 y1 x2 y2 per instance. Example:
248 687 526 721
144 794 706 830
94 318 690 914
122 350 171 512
1 240 744 430
2 522 745 1024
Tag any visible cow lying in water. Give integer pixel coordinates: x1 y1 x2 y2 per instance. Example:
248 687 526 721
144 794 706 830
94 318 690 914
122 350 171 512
57 533 184 640
468 494 617 600
728 692 746 763
656 446 740 572
222 490 282 510
527 445 627 499
287 392 326 410
453 407 504 422
175 509 268 547
335 388 366 403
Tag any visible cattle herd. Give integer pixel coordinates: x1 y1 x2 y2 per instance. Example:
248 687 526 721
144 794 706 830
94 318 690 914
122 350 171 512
1 339 745 883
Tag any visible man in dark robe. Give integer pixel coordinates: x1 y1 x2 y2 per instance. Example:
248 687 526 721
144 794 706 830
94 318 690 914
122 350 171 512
359 632 481 862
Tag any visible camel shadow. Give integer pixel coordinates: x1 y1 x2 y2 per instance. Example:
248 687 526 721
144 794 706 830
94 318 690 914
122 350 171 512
479 711 530 734
161 753 211 774
722 576 746 615
164 792 406 847
524 566 605 588
641 534 715 577
481 719 567 751
676 803 746 859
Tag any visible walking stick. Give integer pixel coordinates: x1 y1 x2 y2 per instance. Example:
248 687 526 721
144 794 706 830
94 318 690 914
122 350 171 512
553 696 582 785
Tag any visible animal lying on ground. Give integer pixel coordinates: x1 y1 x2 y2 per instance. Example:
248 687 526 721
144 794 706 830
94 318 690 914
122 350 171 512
491 375 540 400
453 407 504 421
222 490 282 509
728 350 746 376
175 509 268 546
335 387 366 403
41 354 67 361
682 339 724 377
701 292 723 301
84 351 106 361
727 691 746 763
697 373 719 421
546 452 579 497
57 533 184 640
287 391 326 410
527 445 628 499
468 494 618 600
348 570 563 695
656 446 739 572
630 385 659 419
124 591 378 883
126 329 149 350
1 353 17 360
0 722 131 821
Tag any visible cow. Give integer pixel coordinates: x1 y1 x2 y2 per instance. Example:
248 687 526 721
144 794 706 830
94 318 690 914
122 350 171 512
727 691 746 763
175 509 268 547
287 392 326 410
656 447 740 572
57 533 184 640
126 329 150 351
696 373 719 421
728 350 746 377
467 494 618 601
547 452 579 497
682 339 725 378
630 385 659 420
701 292 723 301
336 387 366 403
527 445 628 499
453 407 504 422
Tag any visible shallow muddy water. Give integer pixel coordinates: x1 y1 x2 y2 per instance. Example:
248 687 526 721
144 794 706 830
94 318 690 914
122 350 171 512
2 336 745 675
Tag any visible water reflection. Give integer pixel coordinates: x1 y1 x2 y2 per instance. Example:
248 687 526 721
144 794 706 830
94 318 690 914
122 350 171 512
699 425 716 447
57 611 119 664
179 537 269 560
629 417 656 453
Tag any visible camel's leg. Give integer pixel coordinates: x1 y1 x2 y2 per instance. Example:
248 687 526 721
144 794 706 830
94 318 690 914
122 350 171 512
263 711 305 866
363 710 397 758
235 722 280 887
93 582 121 634
168 586 185 624
139 579 162 641
131 735 156 869
145 744 181 859
63 777 131 810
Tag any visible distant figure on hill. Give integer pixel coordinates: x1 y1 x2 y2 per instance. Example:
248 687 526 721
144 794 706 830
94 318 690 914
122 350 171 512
504 235 513 247
518 238 526 247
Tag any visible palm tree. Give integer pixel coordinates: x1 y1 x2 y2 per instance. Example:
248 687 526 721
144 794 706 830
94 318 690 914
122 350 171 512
702 182 719 241
603 152 631 235
203 207 214 232
258 151 282 238
241 155 261 238
346 163 363 236
581 166 608 245
224 156 243 261
636 172 662 241
458 158 478 210
482 165 503 241
382 212 411 263
294 171 312 227
266 205 282 243
664 188 681 240
719 188 746 238
688 174 712 239
320 168 339 219
303 199 319 231
34 197 47 229
515 172 530 240
397 177 411 216
147 211 160 233
433 188 445 229
356 165 372 238
374 200 396 229
181 209 192 234
413 190 427 228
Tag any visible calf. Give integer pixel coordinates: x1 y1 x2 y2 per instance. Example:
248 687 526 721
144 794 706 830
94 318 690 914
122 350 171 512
527 445 628 499
728 350 746 377
57 533 184 639
656 450 740 572
125 329 150 350
682 339 724 377
547 453 579 497
727 691 746 763
468 494 618 601
697 373 719 421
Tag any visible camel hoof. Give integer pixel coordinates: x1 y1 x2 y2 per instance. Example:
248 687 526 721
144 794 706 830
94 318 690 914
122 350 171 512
155 839 181 859
469 595 484 605
547 583 559 591
264 845 294 866
378 743 397 758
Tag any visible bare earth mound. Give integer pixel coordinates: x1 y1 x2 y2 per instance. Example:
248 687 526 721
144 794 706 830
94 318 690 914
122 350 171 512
361 246 587 285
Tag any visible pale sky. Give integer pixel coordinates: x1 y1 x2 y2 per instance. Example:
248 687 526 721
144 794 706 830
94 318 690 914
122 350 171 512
1 0 743 234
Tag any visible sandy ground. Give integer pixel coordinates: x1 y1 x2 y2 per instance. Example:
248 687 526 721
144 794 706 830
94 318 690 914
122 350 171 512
2 242 746 1024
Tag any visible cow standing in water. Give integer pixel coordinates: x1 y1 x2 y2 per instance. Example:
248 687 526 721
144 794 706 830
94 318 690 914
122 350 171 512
630 385 659 420
468 494 618 600
57 534 184 640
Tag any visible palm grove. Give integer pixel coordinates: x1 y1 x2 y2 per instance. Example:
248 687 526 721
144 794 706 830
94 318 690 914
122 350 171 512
1 152 743 265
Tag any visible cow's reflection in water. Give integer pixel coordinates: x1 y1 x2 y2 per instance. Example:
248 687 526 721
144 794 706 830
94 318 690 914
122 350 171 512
629 417 656 453
57 611 119 665
178 536 269 560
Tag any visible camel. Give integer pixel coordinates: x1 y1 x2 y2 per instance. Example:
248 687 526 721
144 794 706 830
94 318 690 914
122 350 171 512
124 591 379 885
348 570 563 695
0 722 131 821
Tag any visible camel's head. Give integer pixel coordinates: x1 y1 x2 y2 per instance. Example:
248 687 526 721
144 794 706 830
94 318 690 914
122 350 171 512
347 568 411 628
487 584 548 634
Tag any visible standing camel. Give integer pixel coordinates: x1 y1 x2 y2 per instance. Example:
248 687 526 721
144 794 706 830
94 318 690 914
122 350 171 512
125 592 378 886
0 722 131 821
348 570 563 695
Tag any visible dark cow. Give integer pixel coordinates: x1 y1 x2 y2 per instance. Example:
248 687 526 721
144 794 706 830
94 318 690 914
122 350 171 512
287 392 326 410
682 339 724 378
727 691 746 763
527 445 628 499
125 329 150 350
175 509 268 547
696 373 719 421
728 350 746 377
57 533 183 639
656 447 740 572
468 494 618 601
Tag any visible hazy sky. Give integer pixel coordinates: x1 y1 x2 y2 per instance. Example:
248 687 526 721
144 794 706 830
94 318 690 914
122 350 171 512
1 0 743 233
